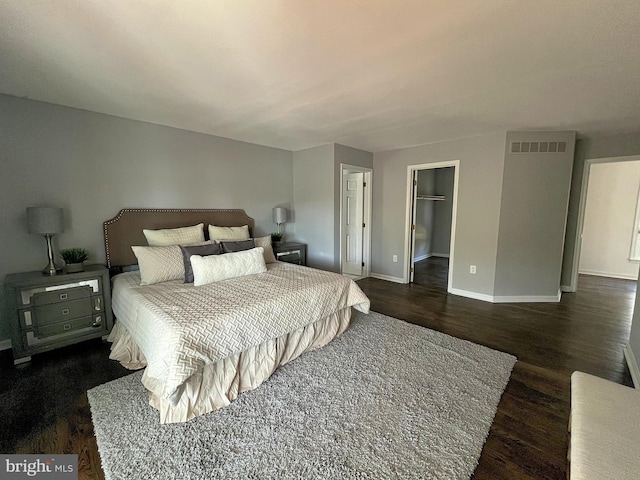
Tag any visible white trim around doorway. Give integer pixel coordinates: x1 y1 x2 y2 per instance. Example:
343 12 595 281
404 160 460 292
566 154 640 292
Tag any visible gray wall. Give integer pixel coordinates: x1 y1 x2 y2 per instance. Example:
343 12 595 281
292 144 336 270
372 133 506 295
0 94 293 341
414 169 435 259
493 131 575 298
431 167 455 256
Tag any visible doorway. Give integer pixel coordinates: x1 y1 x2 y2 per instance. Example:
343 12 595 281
404 161 459 291
340 164 372 279
571 156 640 386
570 155 640 291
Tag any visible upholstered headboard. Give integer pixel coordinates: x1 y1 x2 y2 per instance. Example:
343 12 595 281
103 208 255 268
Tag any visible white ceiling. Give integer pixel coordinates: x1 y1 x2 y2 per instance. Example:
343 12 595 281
1 1 640 152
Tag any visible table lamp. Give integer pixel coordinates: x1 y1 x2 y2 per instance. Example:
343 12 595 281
27 206 64 275
273 207 288 235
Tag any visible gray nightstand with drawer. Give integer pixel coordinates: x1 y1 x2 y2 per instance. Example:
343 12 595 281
273 241 307 266
4 264 113 365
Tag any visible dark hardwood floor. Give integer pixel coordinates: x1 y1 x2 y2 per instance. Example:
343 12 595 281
0 257 634 479
0 339 130 480
361 256 634 479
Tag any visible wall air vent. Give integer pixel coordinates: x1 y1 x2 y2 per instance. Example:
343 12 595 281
511 141 567 154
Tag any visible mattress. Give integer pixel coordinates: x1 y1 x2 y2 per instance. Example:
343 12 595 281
109 262 370 422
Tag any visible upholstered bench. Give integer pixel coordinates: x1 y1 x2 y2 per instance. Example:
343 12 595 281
569 371 640 479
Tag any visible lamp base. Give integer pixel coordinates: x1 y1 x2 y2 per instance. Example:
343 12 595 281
42 262 62 276
41 234 62 275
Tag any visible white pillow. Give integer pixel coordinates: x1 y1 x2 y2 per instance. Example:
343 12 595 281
208 224 250 242
254 235 276 264
143 223 205 247
191 247 267 286
131 245 185 285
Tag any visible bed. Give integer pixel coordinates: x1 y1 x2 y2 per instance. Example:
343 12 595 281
104 208 370 423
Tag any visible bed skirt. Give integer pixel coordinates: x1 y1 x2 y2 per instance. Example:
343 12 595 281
108 307 353 423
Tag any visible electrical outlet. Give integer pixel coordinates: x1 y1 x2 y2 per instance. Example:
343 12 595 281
470 265 476 274
392 255 398 263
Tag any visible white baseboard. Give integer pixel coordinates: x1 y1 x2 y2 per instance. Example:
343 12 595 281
413 253 450 262
369 273 406 284
448 288 494 303
342 273 365 281
371 275 562 303
413 253 449 262
492 289 562 303
0 339 12 351
624 344 640 389
578 269 638 281
449 288 561 303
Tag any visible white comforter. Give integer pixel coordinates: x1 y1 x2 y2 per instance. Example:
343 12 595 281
111 262 370 404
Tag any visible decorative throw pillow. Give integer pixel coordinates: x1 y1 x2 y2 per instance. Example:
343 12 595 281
208 224 250 242
221 239 255 253
253 235 277 263
131 245 185 285
143 223 205 247
180 243 223 283
191 247 267 286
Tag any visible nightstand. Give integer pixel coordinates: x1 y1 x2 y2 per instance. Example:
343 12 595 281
273 241 307 266
4 264 113 365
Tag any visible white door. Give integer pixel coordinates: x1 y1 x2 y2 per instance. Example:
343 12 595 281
342 172 364 276
409 170 418 282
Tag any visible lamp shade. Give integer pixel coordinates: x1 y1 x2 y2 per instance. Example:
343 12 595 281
272 207 288 224
27 206 64 234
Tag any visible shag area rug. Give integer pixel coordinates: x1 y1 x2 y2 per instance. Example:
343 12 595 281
88 311 516 480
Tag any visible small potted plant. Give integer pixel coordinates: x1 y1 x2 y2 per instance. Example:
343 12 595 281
270 232 283 245
59 248 89 273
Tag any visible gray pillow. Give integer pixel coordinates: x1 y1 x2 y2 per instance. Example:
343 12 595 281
221 239 255 253
180 243 223 283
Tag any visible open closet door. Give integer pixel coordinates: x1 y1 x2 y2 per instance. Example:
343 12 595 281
409 170 418 283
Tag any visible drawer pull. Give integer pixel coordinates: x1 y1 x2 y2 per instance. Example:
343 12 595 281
61 308 70 315
60 293 68 300
63 323 71 331
94 297 102 311
92 316 102 328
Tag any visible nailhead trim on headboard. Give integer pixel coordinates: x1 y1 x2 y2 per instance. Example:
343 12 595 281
103 208 255 268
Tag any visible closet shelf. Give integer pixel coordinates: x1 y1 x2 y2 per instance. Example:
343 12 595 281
416 195 446 201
